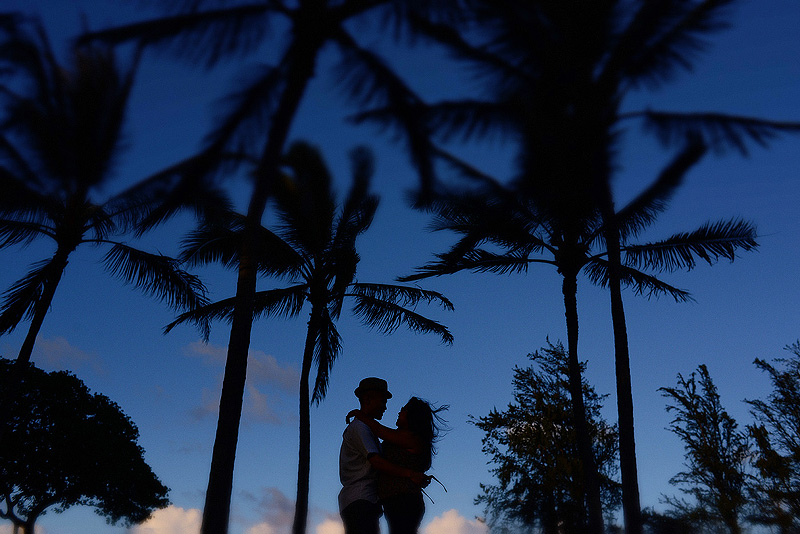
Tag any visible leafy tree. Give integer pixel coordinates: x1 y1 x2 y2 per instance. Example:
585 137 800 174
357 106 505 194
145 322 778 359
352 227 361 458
745 341 800 532
659 364 751 534
362 3 800 531
168 142 453 534
471 340 621 534
0 13 206 364
641 508 698 534
0 358 170 534
80 3 468 530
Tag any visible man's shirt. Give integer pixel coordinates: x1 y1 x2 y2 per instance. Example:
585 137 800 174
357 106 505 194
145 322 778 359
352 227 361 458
338 419 381 511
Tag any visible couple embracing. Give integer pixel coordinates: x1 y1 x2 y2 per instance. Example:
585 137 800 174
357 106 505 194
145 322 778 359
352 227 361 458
338 377 446 534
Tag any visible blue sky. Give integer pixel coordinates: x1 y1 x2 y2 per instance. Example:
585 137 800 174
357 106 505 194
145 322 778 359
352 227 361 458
1 1 799 533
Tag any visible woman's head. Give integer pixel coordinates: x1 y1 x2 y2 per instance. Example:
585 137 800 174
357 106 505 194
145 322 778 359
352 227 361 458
400 397 448 469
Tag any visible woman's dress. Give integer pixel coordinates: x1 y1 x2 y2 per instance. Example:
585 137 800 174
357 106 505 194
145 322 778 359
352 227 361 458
378 441 427 534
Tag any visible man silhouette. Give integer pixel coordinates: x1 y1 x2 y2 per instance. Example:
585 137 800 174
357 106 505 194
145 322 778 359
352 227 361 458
338 377 428 534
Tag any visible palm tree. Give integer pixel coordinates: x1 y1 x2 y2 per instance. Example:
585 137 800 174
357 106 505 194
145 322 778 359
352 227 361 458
400 159 758 532
80 3 468 530
167 141 454 534
0 13 207 365
362 2 800 531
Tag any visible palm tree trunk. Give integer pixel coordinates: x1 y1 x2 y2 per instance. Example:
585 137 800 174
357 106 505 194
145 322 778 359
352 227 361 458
561 274 604 534
605 224 643 534
292 310 318 534
17 248 73 365
200 42 320 534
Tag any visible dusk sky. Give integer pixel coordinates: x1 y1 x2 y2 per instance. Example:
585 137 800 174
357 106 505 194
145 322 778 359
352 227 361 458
1 1 799 533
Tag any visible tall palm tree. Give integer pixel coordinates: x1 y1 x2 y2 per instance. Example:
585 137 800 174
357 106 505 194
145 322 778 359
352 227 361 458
0 13 207 365
400 157 757 531
80 4 468 530
362 2 800 531
167 141 454 534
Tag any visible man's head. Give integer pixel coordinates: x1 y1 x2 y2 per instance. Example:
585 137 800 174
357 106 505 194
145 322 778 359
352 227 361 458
354 377 391 420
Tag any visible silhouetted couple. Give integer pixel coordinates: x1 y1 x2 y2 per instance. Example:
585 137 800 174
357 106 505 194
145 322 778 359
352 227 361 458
338 377 446 534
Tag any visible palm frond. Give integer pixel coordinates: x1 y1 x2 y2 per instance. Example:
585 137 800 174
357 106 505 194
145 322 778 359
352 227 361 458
165 284 307 339
605 0 735 90
349 283 454 312
251 285 308 321
326 248 359 320
397 9 528 90
584 258 693 303
0 258 54 334
181 212 304 277
334 146 378 247
201 62 286 157
400 248 543 282
274 142 337 254
102 243 208 311
112 151 236 234
425 193 550 257
426 99 516 145
84 204 120 243
164 295 236 339
179 221 244 270
622 219 758 272
350 293 453 344
311 306 341 405
632 110 800 156
332 28 437 204
430 146 504 193
0 135 39 190
0 218 54 248
615 136 707 241
78 3 285 69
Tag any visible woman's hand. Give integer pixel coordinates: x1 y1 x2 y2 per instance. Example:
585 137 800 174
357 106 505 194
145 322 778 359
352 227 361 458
345 409 364 424
409 471 432 488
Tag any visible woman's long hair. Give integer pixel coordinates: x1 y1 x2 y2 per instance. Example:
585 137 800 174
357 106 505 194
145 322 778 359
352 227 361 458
404 397 448 470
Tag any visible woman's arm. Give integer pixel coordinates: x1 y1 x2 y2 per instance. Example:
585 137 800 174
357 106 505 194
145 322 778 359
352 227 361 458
368 454 430 487
347 409 422 451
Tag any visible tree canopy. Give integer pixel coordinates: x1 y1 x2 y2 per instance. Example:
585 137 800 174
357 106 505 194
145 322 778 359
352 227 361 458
0 358 170 534
471 340 621 534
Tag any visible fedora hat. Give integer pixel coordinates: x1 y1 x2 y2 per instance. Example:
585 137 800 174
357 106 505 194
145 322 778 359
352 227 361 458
354 377 392 399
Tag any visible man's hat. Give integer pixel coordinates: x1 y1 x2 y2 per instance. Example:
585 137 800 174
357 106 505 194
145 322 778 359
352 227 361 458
354 377 392 399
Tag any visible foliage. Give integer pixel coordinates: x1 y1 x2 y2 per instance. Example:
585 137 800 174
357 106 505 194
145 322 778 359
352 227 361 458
659 365 751 534
0 358 169 533
641 508 701 534
471 341 621 534
0 13 207 363
745 341 800 532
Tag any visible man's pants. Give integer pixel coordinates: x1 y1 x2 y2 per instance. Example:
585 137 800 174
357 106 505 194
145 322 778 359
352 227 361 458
341 499 381 534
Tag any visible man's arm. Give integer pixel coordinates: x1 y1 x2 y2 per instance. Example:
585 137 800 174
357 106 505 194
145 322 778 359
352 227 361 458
368 454 431 487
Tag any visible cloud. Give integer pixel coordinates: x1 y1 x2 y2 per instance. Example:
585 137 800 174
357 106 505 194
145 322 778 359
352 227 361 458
241 487 295 531
246 523 278 534
243 513 343 534
31 336 104 374
247 350 299 392
184 341 298 425
184 341 299 391
189 386 221 421
133 506 201 534
244 383 284 424
424 510 489 534
0 525 43 534
315 518 344 534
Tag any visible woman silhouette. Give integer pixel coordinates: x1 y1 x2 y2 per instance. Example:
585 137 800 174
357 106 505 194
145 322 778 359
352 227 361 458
348 397 447 534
